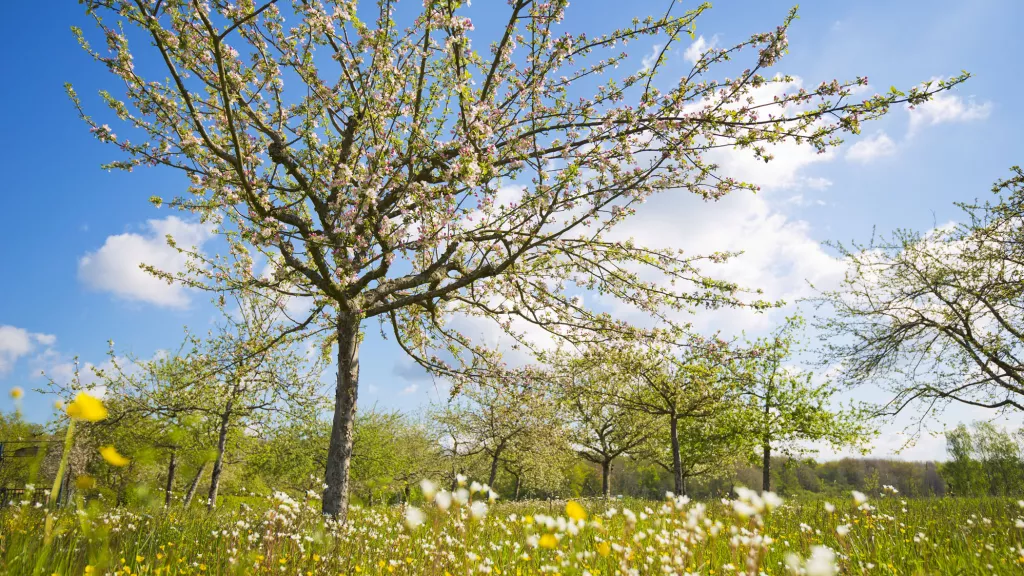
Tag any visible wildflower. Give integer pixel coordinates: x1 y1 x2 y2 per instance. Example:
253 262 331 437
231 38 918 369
538 534 558 549
762 491 783 511
806 546 838 576
66 392 108 422
470 501 488 520
420 479 437 502
852 491 868 505
596 542 611 557
100 445 130 467
404 506 425 529
10 387 23 399
823 502 835 513
456 474 467 486
565 501 587 521
836 524 851 537
75 475 96 490
435 490 452 511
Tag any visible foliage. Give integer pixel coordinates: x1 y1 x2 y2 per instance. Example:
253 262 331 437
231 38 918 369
737 316 874 491
817 167 1024 425
942 421 1024 497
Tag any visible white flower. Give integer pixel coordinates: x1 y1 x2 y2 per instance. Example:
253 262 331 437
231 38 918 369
732 501 757 519
453 488 470 506
805 546 838 576
470 501 488 520
456 474 467 486
823 502 835 513
836 524 851 537
470 481 483 493
1015 519 1024 529
404 506 425 529
852 490 868 505
434 491 452 512
420 479 437 502
762 491 783 511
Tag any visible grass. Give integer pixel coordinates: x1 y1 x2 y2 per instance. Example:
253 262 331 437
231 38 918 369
1 486 1023 575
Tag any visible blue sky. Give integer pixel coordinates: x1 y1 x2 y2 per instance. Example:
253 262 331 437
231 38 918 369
1 0 1021 459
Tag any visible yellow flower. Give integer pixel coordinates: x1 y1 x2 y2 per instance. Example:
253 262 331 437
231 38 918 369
75 475 96 490
596 542 611 557
566 500 587 521
539 534 558 549
100 445 130 467
66 392 107 422
10 387 23 399
136 556 144 563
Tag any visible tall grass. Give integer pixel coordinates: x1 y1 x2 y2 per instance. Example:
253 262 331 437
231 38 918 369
2 487 1022 575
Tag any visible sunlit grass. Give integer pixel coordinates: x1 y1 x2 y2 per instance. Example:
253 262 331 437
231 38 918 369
2 484 1023 575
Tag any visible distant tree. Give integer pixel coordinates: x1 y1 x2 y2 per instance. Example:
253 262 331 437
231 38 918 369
69 0 961 518
818 168 1024 428
737 316 872 491
435 369 562 488
553 354 656 498
579 340 746 495
97 291 324 508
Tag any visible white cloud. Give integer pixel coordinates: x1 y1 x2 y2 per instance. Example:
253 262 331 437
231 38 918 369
641 44 663 71
907 88 991 135
401 384 419 395
846 131 897 164
608 187 846 335
78 216 213 308
683 35 716 65
0 326 57 375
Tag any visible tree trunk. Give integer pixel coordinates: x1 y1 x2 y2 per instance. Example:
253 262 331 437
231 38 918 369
207 405 232 510
488 445 504 488
762 442 771 492
513 474 522 500
669 414 683 495
322 314 361 519
183 462 207 506
601 460 613 498
165 449 177 507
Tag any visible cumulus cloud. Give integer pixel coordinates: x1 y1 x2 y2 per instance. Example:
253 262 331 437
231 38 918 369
640 44 664 72
683 35 716 65
401 384 420 396
78 216 213 308
846 131 897 164
0 326 57 375
907 88 991 135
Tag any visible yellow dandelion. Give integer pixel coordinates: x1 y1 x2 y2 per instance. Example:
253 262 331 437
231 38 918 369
100 445 130 467
596 542 611 557
136 556 144 563
539 534 558 549
66 392 107 422
566 500 587 521
10 387 23 399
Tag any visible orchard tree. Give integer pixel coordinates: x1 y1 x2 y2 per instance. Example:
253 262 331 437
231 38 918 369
69 0 964 517
578 339 744 495
817 168 1024 425
554 353 655 497
435 368 561 488
737 316 871 491
98 291 324 508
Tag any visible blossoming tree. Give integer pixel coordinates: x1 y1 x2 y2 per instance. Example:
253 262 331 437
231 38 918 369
69 0 964 517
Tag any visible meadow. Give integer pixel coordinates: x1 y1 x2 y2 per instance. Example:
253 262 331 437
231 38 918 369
2 484 1022 576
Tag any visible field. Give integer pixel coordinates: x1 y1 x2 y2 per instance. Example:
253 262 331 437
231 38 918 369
2 486 1023 575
